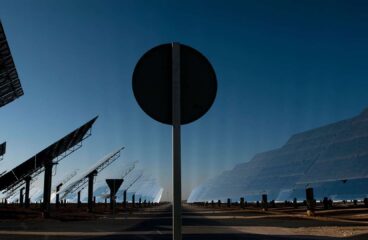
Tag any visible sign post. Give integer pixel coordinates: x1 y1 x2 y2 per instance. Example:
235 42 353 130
132 42 217 240
172 43 182 240
106 179 124 215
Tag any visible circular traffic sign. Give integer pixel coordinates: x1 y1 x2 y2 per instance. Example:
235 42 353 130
132 43 217 125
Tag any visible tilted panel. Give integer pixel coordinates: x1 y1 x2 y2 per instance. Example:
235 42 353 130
188 108 368 202
0 116 97 191
0 142 6 156
0 21 23 108
59 147 124 199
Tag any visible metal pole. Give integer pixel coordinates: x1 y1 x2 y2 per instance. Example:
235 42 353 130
77 191 81 208
43 161 53 217
88 172 96 212
172 42 182 240
20 187 24 207
56 183 62 208
25 176 31 208
110 188 114 210
123 190 127 208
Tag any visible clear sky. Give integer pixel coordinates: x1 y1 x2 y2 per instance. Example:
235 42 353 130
1 0 368 200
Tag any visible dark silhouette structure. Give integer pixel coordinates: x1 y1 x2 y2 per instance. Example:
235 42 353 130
60 147 124 212
0 117 97 216
0 21 24 108
106 179 124 212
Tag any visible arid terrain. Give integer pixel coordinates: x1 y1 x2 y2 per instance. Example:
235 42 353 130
1 202 368 239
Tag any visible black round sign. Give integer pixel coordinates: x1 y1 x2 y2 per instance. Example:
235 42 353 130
132 43 217 125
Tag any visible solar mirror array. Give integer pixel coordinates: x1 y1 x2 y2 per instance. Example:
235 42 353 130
188 108 368 204
0 21 23 162
0 21 23 108
58 147 124 212
0 21 162 219
0 142 5 161
0 117 98 215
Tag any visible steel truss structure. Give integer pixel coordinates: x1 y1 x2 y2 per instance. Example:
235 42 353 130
60 147 124 200
0 117 98 197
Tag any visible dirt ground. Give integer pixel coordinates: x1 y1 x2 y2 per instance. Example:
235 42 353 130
1 202 368 239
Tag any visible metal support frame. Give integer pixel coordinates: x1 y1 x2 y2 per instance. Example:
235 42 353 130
121 161 138 179
43 161 53 217
88 170 97 212
110 193 114 210
56 183 63 208
172 42 182 240
3 130 92 195
261 194 268 211
60 148 123 200
19 187 24 206
121 173 143 208
54 136 87 164
123 190 127 208
0 142 4 161
77 191 81 208
7 174 32 194
25 176 31 208
240 197 245 209
306 187 315 216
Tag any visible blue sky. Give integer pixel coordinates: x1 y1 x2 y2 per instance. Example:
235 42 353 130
1 0 368 200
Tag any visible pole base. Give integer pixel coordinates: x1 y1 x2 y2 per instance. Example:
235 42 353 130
307 210 315 216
